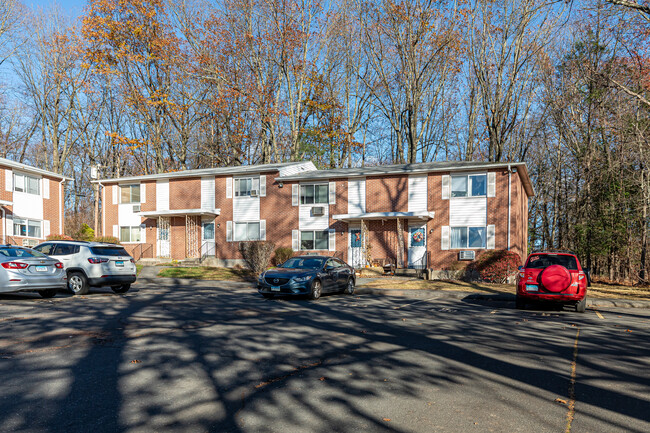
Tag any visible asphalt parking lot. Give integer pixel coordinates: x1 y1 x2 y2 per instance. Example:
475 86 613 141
0 282 648 433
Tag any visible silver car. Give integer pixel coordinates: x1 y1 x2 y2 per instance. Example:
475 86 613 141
0 246 67 298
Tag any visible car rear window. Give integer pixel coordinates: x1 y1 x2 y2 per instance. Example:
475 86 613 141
0 248 45 258
90 246 130 256
527 254 578 270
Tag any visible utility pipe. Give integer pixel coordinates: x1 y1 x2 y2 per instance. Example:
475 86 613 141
507 164 512 251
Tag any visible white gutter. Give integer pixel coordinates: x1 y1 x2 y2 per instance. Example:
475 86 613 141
507 164 512 251
59 179 65 235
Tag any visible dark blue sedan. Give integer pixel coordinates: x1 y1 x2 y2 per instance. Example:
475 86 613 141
258 256 356 300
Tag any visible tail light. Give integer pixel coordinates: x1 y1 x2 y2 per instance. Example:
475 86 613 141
55 262 64 269
130 258 135 263
1 262 29 269
578 272 585 280
88 257 109 264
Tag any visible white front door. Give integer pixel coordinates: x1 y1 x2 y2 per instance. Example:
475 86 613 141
408 225 427 268
348 226 364 268
157 217 171 258
201 221 215 257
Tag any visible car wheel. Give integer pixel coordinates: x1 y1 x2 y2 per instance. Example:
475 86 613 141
309 280 322 300
38 289 57 298
515 295 525 310
344 278 355 295
111 284 130 294
68 272 89 295
575 297 586 313
262 293 274 299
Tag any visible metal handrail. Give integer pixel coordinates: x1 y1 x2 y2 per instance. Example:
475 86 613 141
200 241 216 263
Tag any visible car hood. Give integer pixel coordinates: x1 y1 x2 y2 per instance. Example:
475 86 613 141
262 268 316 279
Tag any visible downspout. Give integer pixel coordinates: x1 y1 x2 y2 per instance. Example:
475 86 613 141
507 164 512 251
1 207 5 244
99 181 104 236
59 179 65 235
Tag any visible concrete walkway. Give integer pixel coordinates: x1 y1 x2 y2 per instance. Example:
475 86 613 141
135 267 650 309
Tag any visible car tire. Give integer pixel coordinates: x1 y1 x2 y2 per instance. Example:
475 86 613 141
68 272 89 295
38 289 57 298
262 293 274 299
515 296 525 310
344 278 355 295
309 280 322 300
575 297 587 313
111 284 130 294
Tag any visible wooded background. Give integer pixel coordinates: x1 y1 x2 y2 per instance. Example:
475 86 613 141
0 0 648 284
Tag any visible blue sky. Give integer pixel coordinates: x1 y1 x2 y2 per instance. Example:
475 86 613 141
24 0 89 18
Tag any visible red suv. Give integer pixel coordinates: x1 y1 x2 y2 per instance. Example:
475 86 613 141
516 251 590 313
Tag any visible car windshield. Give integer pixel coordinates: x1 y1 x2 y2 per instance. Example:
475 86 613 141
0 248 45 258
527 254 578 270
90 246 130 256
280 257 325 270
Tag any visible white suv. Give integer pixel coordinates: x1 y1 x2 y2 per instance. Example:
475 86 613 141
33 241 137 295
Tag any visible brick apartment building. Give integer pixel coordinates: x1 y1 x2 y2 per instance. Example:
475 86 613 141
96 160 534 271
0 157 70 246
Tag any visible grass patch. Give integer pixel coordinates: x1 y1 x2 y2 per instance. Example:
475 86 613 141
136 264 144 275
157 267 254 281
359 278 650 300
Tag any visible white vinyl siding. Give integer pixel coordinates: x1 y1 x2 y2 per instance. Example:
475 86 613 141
233 196 260 221
156 180 169 211
408 175 428 212
299 205 329 230
201 177 215 209
348 178 366 214
450 197 487 226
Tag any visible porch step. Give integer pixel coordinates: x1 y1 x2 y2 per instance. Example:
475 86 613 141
394 268 423 277
178 258 201 267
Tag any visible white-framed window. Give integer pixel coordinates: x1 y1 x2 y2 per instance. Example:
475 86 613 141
234 177 260 197
300 184 328 205
234 222 260 241
300 230 329 250
450 226 486 249
120 226 142 243
14 173 40 195
451 174 487 198
13 218 42 238
120 184 141 204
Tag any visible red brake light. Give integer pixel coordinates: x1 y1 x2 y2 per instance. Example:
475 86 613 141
130 258 135 263
55 262 64 269
88 257 109 264
1 262 29 269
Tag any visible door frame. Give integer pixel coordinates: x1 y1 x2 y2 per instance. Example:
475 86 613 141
407 224 427 268
201 219 216 257
157 217 171 258
348 224 364 268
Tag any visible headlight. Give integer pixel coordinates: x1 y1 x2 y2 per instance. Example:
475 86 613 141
293 275 313 282
258 273 266 282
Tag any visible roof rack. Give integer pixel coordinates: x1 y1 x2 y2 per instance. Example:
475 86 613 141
531 249 577 256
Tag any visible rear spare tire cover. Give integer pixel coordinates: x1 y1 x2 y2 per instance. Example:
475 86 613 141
540 265 571 292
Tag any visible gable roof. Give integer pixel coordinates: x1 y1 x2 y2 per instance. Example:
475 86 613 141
95 161 317 184
0 157 72 181
276 160 534 197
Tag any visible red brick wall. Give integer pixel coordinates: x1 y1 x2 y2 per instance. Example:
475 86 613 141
103 183 119 237
141 180 156 212
366 175 408 213
170 177 201 210
260 175 298 253
0 168 11 202
43 175 62 236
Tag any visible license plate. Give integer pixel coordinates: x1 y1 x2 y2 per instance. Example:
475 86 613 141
35 266 48 272
526 284 538 292
115 261 124 267
271 286 281 292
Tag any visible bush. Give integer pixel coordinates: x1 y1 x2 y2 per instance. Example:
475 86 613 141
75 224 95 241
467 250 522 283
273 247 294 265
239 241 275 275
46 234 74 241
94 236 121 245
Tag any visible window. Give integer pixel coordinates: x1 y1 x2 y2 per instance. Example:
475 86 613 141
34 243 54 255
451 226 486 249
203 222 215 240
53 244 80 256
120 226 142 243
300 184 328 204
300 230 328 250
0 247 45 258
13 219 41 238
120 184 141 204
451 174 487 198
14 173 40 195
234 177 260 197
90 246 129 256
234 222 260 241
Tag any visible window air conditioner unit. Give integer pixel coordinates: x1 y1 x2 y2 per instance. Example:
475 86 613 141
312 206 325 216
250 190 258 197
133 205 141 213
459 250 475 261
23 239 38 247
